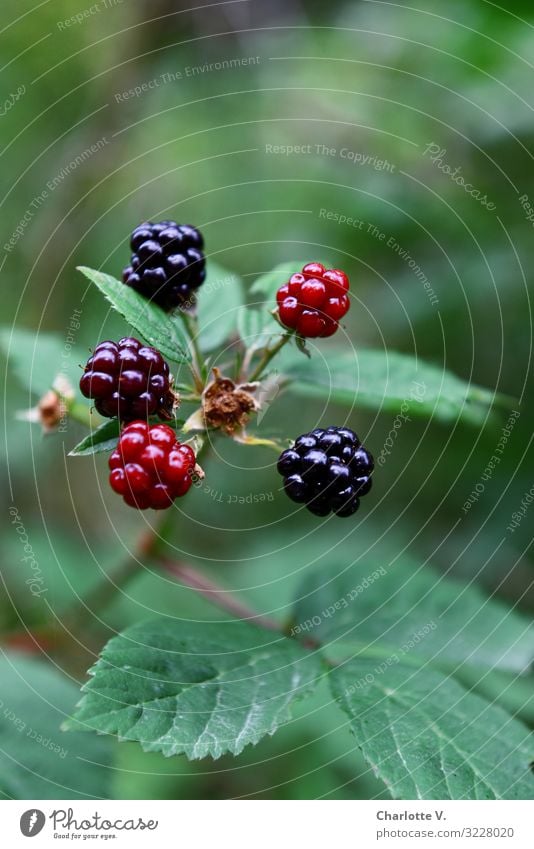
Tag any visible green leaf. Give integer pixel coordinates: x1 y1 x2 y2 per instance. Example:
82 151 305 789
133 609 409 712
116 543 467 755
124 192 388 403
237 306 276 353
249 261 305 300
294 334 311 359
281 348 511 425
0 326 86 397
196 261 244 351
293 559 534 673
68 418 120 455
65 619 321 760
78 266 189 363
330 659 534 800
0 652 114 799
69 417 185 456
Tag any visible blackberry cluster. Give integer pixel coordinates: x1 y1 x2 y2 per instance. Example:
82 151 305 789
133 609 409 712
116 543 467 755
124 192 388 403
80 337 173 422
122 220 206 310
276 262 350 338
109 421 196 510
277 426 373 517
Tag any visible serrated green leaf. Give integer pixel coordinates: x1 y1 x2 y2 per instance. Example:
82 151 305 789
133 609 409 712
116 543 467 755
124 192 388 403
249 261 306 299
0 326 86 397
0 653 114 800
330 660 534 800
196 261 244 351
281 348 512 425
65 619 321 760
78 266 189 363
236 306 276 353
69 417 185 456
293 559 534 673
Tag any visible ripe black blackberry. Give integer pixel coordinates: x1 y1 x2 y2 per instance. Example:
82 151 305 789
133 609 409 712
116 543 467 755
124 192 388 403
80 337 174 422
122 220 206 311
277 426 373 517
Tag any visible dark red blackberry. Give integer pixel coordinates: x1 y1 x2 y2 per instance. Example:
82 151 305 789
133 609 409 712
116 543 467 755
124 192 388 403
277 426 373 517
276 263 350 338
109 421 196 510
80 337 174 422
123 220 206 311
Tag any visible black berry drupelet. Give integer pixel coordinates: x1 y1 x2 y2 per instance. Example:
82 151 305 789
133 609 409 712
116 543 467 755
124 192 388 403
277 426 373 517
122 220 206 310
80 337 174 422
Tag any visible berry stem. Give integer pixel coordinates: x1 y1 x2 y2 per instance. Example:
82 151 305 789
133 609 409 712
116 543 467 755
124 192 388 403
179 310 206 391
66 400 100 429
155 556 281 631
248 332 293 382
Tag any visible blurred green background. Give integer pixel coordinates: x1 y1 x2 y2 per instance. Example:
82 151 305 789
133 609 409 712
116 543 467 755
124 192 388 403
1 0 533 799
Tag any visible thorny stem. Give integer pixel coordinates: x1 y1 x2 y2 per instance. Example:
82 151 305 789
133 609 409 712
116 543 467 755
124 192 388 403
248 332 293 383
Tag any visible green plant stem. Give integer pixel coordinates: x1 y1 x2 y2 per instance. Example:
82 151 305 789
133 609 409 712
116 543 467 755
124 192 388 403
156 556 281 631
248 332 292 382
5 442 287 651
67 400 100 429
179 310 206 390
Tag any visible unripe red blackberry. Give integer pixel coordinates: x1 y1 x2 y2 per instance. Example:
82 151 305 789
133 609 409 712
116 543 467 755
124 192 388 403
277 426 373 517
109 421 196 509
123 220 206 311
80 337 174 422
276 263 350 338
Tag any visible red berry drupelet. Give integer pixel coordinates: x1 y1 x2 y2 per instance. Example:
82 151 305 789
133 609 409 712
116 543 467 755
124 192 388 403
109 421 196 510
80 337 173 422
277 426 373 517
123 220 206 311
276 262 350 338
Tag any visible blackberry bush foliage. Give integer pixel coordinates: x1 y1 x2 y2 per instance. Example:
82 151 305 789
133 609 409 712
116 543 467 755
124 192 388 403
10 224 528 804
